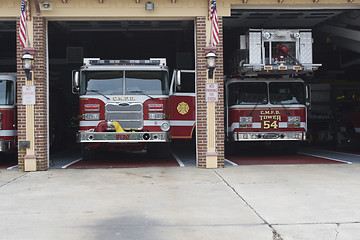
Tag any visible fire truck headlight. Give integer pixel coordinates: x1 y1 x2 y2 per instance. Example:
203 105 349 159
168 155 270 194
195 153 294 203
240 117 252 123
160 122 170 132
149 113 165 120
288 116 300 122
83 113 100 120
294 133 302 140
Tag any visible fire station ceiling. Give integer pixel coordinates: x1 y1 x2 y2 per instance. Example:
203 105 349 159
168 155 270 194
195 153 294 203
223 9 360 73
224 9 347 28
50 20 192 32
0 21 15 32
48 20 195 67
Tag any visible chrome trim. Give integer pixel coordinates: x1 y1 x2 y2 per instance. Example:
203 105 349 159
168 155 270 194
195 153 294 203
105 102 143 130
78 131 170 143
0 130 18 137
232 131 306 141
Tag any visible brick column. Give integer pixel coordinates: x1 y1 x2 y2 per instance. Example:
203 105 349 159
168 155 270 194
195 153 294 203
17 17 48 171
195 17 224 168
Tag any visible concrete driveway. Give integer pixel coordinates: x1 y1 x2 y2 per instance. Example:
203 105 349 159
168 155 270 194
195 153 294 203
1 164 359 240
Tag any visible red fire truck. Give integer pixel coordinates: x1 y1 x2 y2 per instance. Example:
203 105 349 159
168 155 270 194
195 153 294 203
225 29 321 150
0 73 17 153
72 58 195 159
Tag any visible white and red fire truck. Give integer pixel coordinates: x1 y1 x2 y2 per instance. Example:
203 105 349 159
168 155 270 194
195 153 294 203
72 58 195 159
0 73 17 153
225 29 321 149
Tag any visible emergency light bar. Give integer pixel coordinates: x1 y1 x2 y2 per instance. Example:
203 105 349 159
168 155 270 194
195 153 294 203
243 64 321 73
84 58 166 66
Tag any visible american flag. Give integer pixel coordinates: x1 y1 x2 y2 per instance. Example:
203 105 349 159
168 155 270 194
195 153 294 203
19 0 27 48
210 0 219 46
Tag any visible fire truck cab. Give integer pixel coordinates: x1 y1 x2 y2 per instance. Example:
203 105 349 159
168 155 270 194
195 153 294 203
0 73 17 153
72 58 195 159
225 29 320 148
226 77 310 142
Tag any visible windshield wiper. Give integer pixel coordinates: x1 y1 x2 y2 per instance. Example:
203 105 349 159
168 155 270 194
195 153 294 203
128 90 154 99
280 102 290 115
87 89 110 100
249 102 260 116
272 98 290 115
249 97 267 116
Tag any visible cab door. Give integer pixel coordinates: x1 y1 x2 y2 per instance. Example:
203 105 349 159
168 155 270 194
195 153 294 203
169 70 196 139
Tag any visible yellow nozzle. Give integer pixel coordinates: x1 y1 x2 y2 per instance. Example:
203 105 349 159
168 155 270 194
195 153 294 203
113 121 125 132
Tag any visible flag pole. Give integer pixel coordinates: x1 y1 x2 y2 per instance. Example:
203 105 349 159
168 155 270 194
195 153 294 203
25 0 31 47
209 0 212 46
209 22 213 47
25 22 30 48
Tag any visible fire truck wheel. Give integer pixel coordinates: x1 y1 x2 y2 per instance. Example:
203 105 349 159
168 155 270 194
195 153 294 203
160 143 171 159
148 143 171 159
81 144 96 161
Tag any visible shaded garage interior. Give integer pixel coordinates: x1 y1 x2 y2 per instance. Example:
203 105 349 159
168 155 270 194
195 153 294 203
48 20 195 155
0 21 16 73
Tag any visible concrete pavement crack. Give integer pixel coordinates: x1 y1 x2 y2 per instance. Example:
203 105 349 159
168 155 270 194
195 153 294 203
271 222 360 226
335 223 340 240
0 173 28 188
213 170 283 240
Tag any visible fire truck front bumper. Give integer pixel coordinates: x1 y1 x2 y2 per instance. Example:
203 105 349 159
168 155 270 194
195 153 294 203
0 139 11 152
78 131 170 143
232 131 306 141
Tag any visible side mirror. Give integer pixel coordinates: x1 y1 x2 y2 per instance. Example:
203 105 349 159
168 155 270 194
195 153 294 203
72 70 80 94
176 70 181 91
305 85 311 110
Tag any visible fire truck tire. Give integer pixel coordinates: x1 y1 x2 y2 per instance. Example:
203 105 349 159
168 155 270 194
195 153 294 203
81 144 96 161
148 143 171 159
160 143 171 159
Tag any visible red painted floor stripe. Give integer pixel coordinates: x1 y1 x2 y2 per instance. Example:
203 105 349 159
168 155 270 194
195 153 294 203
226 153 345 165
67 152 179 168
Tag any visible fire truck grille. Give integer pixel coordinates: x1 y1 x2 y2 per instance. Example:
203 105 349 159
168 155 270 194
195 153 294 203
106 103 143 130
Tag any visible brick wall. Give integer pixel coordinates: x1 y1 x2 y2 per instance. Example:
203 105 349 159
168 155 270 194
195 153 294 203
17 17 48 171
195 17 224 168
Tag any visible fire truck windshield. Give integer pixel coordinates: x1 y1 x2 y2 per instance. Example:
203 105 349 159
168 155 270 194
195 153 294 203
269 82 305 105
125 71 169 95
228 82 267 106
81 70 169 96
0 80 14 105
